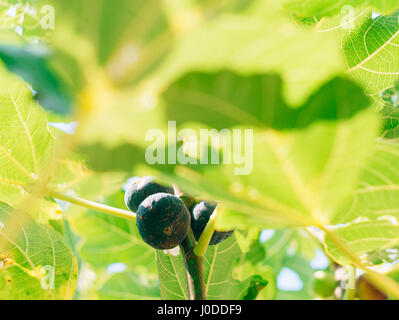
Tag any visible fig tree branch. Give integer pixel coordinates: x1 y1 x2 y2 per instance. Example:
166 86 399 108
49 190 136 221
179 229 206 300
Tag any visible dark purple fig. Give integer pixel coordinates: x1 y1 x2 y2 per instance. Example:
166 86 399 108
191 200 234 245
136 193 190 249
124 176 174 212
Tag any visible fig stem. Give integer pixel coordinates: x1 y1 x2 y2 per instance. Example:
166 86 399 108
344 265 356 300
49 190 136 220
179 230 206 300
193 203 222 257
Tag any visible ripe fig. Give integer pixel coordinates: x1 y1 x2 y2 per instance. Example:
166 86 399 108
124 176 174 212
136 193 190 249
191 200 234 245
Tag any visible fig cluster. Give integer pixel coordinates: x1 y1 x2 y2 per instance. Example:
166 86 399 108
124 176 234 250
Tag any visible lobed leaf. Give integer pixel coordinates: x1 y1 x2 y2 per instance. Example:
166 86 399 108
333 140 399 224
157 72 379 229
0 202 78 299
0 70 61 222
325 221 399 265
156 236 264 300
344 11 399 105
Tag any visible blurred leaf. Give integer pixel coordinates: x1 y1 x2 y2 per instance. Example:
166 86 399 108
193 0 257 18
275 255 315 300
77 88 167 146
241 275 268 300
68 191 157 274
261 230 296 272
0 202 78 299
240 239 266 265
77 143 145 173
163 72 371 130
0 45 71 114
51 159 126 199
58 0 346 147
156 74 379 229
283 0 399 18
52 0 173 85
96 269 160 300
258 229 324 300
62 216 82 265
0 1 53 42
311 270 337 299
151 0 344 107
233 238 274 300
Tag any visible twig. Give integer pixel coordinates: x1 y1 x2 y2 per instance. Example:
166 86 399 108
179 230 206 300
49 190 136 220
